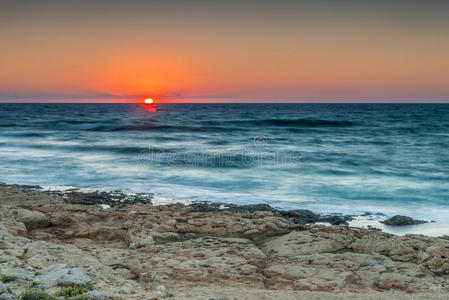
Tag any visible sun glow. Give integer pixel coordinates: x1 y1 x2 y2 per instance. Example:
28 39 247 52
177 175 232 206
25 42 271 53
144 98 154 104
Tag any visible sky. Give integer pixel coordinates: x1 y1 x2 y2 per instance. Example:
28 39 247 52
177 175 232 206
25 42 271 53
0 0 448 103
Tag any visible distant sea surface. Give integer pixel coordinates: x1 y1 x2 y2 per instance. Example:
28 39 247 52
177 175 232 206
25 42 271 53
0 103 448 220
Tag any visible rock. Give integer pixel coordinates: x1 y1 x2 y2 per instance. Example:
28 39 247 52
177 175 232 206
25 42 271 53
318 215 348 225
62 190 152 206
37 264 92 288
259 222 278 232
264 230 345 256
132 236 154 248
0 294 16 300
0 268 33 280
118 286 130 294
422 246 449 274
382 215 427 226
265 264 352 291
4 184 449 298
16 209 50 231
190 201 276 213
146 291 164 299
84 290 106 299
156 285 166 297
242 229 260 238
152 232 180 243
184 233 197 239
128 243 140 249
280 209 319 224
375 278 408 291
0 281 8 292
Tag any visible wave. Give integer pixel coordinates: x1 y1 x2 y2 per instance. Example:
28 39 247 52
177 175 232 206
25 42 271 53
3 143 179 155
87 124 244 133
1 118 355 133
0 132 46 138
203 118 356 127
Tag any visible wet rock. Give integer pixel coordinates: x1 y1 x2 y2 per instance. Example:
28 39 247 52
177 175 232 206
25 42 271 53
62 190 152 206
318 216 348 225
382 215 427 226
16 209 50 231
0 183 42 191
37 264 92 288
280 209 318 224
190 201 276 213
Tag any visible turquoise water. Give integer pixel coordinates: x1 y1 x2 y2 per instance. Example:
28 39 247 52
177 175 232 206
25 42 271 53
0 103 448 220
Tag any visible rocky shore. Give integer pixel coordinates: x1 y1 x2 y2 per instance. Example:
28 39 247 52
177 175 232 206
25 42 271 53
1 185 449 299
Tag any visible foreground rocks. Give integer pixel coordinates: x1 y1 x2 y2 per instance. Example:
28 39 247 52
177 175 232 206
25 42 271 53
1 185 449 299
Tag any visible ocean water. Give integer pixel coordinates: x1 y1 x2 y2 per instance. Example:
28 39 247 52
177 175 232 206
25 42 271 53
0 103 448 221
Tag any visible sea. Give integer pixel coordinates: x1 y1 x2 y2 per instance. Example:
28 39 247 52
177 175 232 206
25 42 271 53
0 103 448 222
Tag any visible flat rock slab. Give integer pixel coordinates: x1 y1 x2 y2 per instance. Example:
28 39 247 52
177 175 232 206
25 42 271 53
0 268 33 281
36 264 92 288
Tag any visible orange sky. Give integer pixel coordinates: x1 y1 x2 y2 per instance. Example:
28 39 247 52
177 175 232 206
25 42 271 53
1 1 448 102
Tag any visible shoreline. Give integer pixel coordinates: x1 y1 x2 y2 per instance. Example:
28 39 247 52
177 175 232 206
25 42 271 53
2 182 448 237
1 183 449 299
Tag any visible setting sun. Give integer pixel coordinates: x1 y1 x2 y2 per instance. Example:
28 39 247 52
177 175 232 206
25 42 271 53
144 98 154 104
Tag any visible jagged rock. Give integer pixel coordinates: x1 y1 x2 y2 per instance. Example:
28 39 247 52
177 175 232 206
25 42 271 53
382 215 426 226
36 264 92 288
16 209 50 231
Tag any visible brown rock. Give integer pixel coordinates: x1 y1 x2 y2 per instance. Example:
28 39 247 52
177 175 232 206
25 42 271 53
16 208 50 230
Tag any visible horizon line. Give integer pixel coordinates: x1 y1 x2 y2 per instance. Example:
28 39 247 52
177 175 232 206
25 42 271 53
0 101 448 104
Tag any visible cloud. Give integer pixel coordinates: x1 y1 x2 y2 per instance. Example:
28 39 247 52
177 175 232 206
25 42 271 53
0 91 144 102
